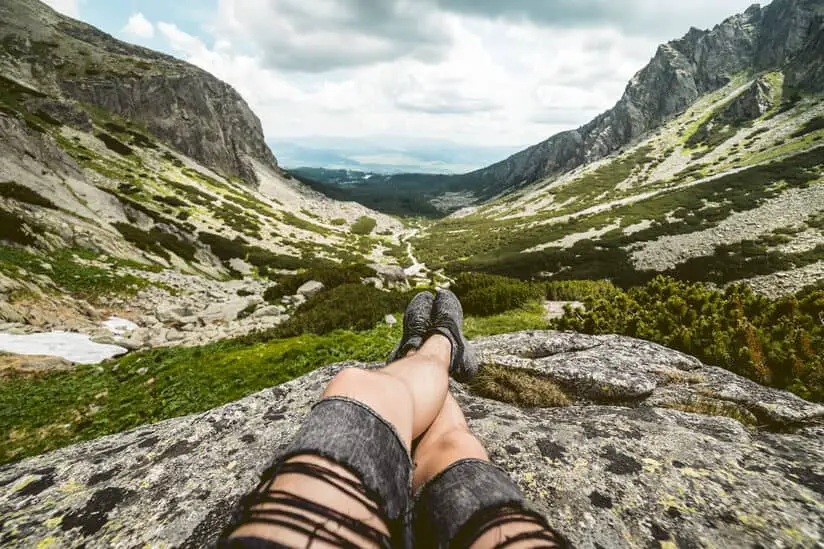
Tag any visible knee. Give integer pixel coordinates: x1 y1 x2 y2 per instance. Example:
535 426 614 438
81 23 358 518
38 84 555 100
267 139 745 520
324 367 410 401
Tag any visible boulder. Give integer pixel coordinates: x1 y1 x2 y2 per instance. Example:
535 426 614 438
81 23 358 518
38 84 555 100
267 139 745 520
385 314 398 326
250 305 287 319
368 264 407 284
228 258 254 277
1 332 822 548
156 306 191 324
296 281 324 298
198 299 255 324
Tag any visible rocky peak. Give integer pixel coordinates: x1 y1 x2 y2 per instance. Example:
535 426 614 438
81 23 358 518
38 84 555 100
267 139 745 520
0 0 277 186
1 331 822 548
460 0 824 200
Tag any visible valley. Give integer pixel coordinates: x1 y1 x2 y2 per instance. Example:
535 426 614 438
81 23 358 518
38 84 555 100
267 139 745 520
0 0 823 546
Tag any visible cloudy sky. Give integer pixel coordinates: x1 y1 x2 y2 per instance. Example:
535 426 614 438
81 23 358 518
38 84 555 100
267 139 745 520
43 0 762 170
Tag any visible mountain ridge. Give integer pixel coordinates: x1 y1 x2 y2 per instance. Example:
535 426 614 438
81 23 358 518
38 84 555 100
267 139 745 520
0 0 277 186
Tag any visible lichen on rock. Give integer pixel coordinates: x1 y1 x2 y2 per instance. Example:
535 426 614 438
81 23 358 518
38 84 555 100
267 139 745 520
1 331 822 548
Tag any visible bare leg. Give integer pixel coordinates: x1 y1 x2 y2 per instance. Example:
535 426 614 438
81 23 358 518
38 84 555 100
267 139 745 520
413 393 562 549
228 336 452 546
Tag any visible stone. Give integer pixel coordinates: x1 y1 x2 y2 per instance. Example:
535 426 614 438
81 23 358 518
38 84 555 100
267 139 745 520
296 281 324 298
0 301 24 323
0 355 74 375
90 335 118 346
156 306 191 324
228 258 254 277
369 264 407 284
385 314 398 326
250 305 287 319
198 299 256 324
362 277 384 290
1 331 822 548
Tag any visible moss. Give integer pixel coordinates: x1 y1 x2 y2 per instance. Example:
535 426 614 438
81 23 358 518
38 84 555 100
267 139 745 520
351 216 378 235
470 364 571 408
662 398 758 426
281 212 331 236
0 208 37 245
95 132 134 156
0 182 56 209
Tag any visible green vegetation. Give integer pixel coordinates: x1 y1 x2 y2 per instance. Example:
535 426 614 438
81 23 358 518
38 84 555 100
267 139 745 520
96 132 134 156
281 212 331 236
470 364 571 408
463 301 549 339
548 146 656 209
264 264 374 303
791 116 824 139
0 326 402 464
114 223 197 262
0 246 151 300
0 208 37 246
417 146 824 285
269 284 411 338
554 276 824 402
351 216 378 235
198 232 305 273
331 218 347 226
0 293 565 464
453 272 544 316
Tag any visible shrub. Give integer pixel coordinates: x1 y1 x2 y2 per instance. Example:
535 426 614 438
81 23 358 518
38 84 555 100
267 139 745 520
154 194 188 208
351 216 377 235
331 218 347 226
272 284 410 337
198 232 247 261
0 208 36 245
114 223 196 261
791 116 824 139
554 276 824 402
0 181 56 209
96 132 133 155
264 264 373 303
470 364 571 408
452 272 544 316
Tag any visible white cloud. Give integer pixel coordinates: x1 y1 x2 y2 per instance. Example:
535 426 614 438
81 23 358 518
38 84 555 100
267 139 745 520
142 0 763 165
122 12 155 40
42 0 79 18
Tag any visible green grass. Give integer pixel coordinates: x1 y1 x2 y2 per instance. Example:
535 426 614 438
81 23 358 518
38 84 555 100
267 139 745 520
351 216 378 235
0 300 557 465
0 246 151 300
0 208 38 246
0 326 401 464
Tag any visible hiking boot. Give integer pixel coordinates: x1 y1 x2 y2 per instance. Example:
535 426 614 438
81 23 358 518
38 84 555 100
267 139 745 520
427 289 479 381
387 291 435 363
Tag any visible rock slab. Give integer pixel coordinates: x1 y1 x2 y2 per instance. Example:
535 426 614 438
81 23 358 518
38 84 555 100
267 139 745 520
1 331 822 548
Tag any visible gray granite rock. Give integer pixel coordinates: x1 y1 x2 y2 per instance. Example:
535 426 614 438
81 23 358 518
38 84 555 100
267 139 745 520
1 331 822 548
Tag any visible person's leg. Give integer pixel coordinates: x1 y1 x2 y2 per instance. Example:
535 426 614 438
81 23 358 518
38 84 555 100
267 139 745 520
221 292 461 548
413 393 566 549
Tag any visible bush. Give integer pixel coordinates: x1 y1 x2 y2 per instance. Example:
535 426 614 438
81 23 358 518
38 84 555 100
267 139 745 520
452 272 544 316
0 208 36 245
264 264 374 303
554 276 824 402
331 218 347 226
114 223 196 261
272 284 410 337
96 132 133 155
154 194 188 208
198 232 247 261
351 216 377 235
0 181 56 209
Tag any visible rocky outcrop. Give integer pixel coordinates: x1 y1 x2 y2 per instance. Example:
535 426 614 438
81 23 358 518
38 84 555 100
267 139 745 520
2 331 822 548
0 0 277 185
453 0 824 200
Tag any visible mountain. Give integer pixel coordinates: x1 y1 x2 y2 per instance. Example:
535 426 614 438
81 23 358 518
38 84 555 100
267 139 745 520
3 331 823 547
0 0 277 186
0 0 406 344
315 0 824 216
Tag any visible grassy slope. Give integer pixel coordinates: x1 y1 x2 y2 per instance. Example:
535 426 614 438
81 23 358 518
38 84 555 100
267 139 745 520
0 303 548 465
415 76 824 286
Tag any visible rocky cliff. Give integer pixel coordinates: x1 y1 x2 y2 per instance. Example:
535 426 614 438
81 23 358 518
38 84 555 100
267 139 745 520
460 0 824 198
0 0 276 185
1 331 822 548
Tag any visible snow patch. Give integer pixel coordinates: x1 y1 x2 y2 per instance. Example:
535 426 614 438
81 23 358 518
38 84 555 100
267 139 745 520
0 332 128 365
